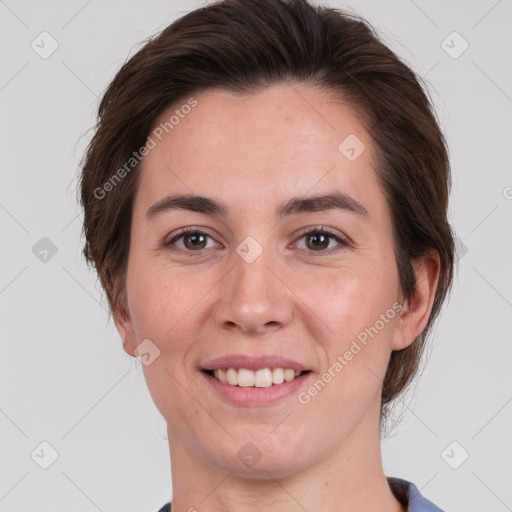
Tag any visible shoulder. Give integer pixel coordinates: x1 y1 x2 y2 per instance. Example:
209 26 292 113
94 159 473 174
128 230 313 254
387 476 445 512
156 503 171 512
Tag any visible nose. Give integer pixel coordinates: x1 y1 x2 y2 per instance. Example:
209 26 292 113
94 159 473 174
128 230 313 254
213 244 293 335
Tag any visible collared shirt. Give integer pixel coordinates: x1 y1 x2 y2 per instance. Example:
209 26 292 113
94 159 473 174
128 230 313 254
156 476 444 511
387 477 444 511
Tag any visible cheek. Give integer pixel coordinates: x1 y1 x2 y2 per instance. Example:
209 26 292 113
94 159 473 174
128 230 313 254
127 263 211 423
127 258 201 330
306 257 398 335
306 259 400 389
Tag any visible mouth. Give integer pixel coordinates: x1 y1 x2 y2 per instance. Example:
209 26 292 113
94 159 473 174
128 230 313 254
202 368 312 388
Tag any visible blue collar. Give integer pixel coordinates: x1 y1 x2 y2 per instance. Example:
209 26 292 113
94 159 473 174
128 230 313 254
387 477 445 511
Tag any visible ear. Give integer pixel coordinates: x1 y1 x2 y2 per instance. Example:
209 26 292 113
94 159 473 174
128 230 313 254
392 250 441 351
112 284 138 358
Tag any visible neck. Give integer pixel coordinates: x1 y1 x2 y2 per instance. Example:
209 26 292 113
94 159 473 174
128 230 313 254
166 405 404 512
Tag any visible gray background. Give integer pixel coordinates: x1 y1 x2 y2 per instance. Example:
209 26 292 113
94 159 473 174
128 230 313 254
1 0 511 511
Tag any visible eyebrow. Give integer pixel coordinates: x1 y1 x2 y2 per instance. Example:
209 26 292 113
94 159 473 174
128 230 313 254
145 190 369 221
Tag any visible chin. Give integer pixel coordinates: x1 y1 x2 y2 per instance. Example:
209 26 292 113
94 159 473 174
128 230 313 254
209 430 310 479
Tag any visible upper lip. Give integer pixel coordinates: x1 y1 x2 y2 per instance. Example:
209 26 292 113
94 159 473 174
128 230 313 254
201 354 310 372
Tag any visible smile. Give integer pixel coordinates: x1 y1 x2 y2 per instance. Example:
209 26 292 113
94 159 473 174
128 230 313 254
205 367 310 387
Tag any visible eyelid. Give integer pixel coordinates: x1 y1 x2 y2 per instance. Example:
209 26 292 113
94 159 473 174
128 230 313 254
162 226 220 254
293 225 349 244
291 225 351 254
163 226 215 245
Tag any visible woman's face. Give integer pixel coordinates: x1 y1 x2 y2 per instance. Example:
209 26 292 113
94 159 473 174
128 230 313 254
117 83 435 478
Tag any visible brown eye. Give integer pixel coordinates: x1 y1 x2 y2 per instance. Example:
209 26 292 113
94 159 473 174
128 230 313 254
163 228 217 254
304 232 331 251
295 227 349 254
182 232 208 250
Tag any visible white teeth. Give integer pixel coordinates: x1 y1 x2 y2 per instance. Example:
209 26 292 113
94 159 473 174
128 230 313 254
284 369 295 382
272 367 284 384
226 368 238 386
211 367 304 387
238 368 255 387
215 368 227 383
254 369 272 387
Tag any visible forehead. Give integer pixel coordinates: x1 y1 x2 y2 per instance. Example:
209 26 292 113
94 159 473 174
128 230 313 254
135 83 382 217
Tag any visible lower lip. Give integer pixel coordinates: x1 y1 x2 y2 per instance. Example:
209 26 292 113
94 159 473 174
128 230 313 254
202 371 311 406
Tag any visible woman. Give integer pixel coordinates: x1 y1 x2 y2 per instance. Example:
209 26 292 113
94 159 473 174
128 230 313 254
79 0 454 510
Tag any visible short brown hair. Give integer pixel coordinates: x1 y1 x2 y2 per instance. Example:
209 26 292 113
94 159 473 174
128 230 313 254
79 0 455 427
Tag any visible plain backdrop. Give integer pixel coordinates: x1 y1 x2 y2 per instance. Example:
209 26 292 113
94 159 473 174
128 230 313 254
1 1 511 511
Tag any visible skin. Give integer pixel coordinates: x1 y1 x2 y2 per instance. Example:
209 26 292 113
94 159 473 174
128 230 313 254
115 83 440 512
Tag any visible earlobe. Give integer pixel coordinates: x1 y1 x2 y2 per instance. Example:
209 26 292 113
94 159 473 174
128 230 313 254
110 275 138 357
392 250 441 351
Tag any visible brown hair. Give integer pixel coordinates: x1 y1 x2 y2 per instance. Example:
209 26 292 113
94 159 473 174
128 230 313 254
79 0 455 428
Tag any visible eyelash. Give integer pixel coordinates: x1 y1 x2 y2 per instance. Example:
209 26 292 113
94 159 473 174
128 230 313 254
162 225 350 257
